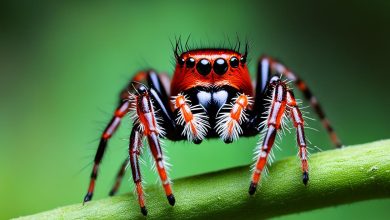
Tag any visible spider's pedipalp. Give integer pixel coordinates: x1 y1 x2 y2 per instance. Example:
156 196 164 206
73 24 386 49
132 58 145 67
215 93 253 143
172 93 210 143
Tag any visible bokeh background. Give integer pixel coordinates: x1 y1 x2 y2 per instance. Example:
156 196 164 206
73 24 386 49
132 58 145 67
1 0 389 219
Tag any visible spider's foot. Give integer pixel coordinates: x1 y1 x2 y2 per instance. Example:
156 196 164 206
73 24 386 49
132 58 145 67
108 189 115 197
302 171 309 186
167 194 176 206
140 206 148 216
83 192 93 205
248 182 257 195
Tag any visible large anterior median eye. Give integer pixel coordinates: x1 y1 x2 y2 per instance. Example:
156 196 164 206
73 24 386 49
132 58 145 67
196 59 211 75
213 58 228 75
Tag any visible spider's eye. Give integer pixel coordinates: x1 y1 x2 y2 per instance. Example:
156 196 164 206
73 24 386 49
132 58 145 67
230 56 239 68
240 56 246 65
196 59 211 75
213 58 228 75
186 57 195 68
177 56 185 66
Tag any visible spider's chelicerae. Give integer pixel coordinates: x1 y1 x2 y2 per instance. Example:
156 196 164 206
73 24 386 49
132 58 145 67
83 41 342 216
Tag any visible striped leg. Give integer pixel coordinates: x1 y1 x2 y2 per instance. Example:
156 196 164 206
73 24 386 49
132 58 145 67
259 56 342 147
148 132 175 206
133 83 174 215
131 70 178 140
83 101 130 203
109 157 129 196
128 127 147 215
216 93 253 143
249 77 287 195
287 90 309 185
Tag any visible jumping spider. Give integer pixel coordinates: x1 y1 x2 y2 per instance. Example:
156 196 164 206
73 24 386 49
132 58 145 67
83 41 342 216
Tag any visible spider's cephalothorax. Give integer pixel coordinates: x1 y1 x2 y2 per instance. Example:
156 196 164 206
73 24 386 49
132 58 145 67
170 48 255 143
83 44 342 216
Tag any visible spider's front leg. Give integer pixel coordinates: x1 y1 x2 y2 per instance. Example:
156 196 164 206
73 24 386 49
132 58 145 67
130 82 175 216
249 76 309 195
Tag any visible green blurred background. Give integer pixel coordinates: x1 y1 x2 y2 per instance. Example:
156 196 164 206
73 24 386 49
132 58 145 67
1 0 389 219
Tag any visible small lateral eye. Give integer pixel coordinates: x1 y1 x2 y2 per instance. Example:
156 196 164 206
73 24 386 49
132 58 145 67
186 57 195 68
240 56 246 65
177 56 185 66
230 56 239 68
196 59 212 75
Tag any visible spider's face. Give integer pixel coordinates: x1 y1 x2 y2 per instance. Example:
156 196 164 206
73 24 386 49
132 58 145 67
171 49 253 96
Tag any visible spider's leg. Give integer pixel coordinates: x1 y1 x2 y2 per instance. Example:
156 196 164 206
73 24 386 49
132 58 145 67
132 70 178 140
108 157 129 196
258 56 342 147
249 77 288 195
132 70 170 100
287 90 310 185
108 70 178 197
132 82 175 211
83 100 130 203
128 127 148 215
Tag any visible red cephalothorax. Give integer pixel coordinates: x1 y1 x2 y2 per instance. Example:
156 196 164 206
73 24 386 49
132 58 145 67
83 42 342 216
170 49 253 97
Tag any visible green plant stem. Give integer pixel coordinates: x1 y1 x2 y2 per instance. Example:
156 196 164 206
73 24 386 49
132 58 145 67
15 139 390 219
